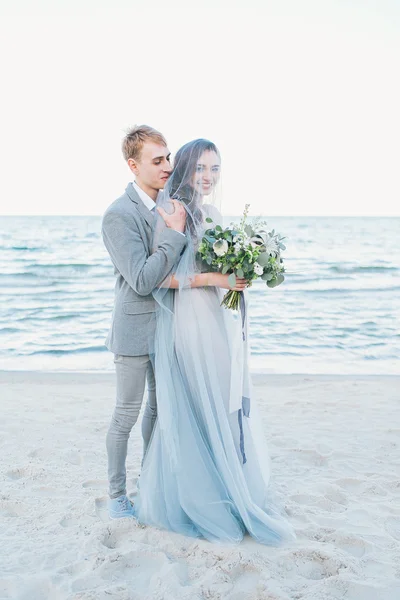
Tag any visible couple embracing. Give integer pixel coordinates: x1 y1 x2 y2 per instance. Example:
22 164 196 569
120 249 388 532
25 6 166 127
102 125 295 545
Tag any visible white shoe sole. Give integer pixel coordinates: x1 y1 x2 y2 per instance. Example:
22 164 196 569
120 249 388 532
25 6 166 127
109 513 136 520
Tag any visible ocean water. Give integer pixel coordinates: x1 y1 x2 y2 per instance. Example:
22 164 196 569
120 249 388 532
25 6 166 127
0 216 399 374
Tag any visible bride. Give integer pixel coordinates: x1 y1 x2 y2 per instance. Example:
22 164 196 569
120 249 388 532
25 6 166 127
133 139 295 545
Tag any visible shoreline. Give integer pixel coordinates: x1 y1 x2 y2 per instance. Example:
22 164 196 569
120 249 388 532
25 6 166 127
1 369 399 380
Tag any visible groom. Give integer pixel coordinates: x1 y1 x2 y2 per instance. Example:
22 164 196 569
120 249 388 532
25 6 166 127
102 125 187 519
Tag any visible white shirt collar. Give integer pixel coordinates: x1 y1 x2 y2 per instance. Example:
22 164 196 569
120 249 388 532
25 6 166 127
132 181 156 212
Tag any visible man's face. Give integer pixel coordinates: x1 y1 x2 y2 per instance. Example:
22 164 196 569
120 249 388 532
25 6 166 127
128 142 172 196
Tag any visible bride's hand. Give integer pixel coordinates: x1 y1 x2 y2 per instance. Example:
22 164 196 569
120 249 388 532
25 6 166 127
209 273 247 291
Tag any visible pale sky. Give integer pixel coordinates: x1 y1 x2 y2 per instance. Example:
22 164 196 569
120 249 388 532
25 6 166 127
0 0 399 216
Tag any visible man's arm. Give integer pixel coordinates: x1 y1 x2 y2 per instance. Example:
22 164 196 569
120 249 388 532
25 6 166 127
102 211 187 296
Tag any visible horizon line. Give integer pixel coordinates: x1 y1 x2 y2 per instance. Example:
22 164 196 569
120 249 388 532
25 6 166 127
1 214 399 218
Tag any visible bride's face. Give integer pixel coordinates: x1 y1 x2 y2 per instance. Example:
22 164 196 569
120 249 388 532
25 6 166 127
191 150 221 196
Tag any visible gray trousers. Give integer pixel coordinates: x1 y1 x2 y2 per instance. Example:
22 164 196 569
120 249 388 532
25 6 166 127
106 354 157 499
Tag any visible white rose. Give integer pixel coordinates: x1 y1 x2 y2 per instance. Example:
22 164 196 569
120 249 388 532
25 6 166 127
213 239 229 257
254 263 264 276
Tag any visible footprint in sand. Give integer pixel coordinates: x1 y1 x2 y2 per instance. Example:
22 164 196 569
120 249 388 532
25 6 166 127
6 466 45 481
290 493 318 505
6 468 25 480
326 533 370 558
386 480 400 494
60 515 81 528
62 449 83 465
289 449 328 467
71 550 173 593
94 496 110 522
335 478 364 491
0 499 26 517
12 578 61 600
363 482 388 497
343 580 400 600
213 557 265 598
384 516 400 541
282 549 350 581
28 447 52 460
33 486 64 497
290 493 346 514
317 484 348 506
98 525 125 549
82 479 108 490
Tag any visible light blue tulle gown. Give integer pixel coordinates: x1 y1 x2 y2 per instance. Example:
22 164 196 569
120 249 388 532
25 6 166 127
132 206 295 545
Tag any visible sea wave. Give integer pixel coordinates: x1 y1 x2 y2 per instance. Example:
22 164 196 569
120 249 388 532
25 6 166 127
328 265 398 273
21 346 109 356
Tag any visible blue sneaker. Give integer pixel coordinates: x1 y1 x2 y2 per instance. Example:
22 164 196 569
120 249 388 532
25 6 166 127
108 495 135 519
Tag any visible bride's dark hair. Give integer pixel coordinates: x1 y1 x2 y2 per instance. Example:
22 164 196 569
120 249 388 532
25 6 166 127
167 139 221 243
169 139 220 203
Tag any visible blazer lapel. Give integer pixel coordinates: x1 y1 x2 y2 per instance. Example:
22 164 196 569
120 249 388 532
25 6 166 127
126 183 155 230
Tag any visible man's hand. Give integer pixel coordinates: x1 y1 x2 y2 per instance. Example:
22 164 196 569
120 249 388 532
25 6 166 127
157 200 186 233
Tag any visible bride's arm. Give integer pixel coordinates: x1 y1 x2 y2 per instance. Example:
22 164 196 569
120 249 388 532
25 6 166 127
161 272 246 291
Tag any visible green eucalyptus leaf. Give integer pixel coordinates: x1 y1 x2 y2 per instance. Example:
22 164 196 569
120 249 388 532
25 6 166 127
222 264 230 275
205 217 213 223
256 252 270 267
261 272 274 281
228 273 237 287
267 273 285 287
267 278 278 288
236 268 244 278
204 235 216 244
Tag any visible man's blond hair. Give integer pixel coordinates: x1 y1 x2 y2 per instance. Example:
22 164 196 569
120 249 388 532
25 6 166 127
122 125 167 162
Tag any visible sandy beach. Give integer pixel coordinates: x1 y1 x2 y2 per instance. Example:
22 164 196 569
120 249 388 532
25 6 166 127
1 371 399 599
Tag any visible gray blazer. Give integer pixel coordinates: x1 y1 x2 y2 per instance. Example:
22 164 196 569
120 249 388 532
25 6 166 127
102 183 187 356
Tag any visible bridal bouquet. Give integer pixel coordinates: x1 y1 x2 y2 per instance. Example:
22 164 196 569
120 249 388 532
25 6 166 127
197 204 286 310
